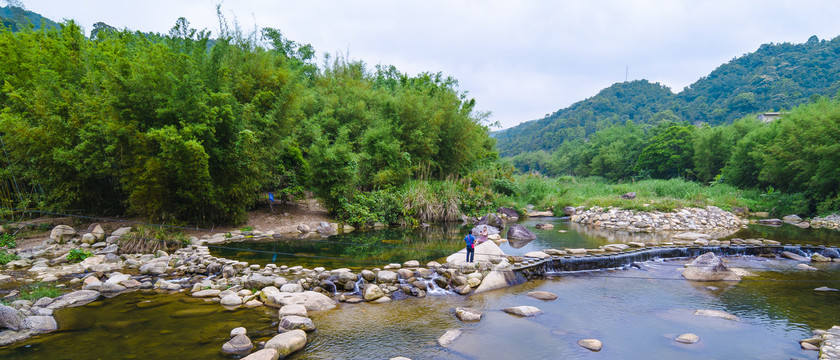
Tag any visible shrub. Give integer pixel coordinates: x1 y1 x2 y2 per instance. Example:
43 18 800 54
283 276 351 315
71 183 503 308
0 233 15 249
67 248 92 263
0 250 19 265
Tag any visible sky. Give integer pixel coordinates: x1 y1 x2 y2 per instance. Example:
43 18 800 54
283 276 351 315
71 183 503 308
17 0 840 129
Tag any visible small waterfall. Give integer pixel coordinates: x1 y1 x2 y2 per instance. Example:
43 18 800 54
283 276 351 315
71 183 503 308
423 273 453 296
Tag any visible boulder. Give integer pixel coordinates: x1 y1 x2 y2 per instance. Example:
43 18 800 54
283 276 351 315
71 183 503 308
502 306 543 317
50 225 76 243
88 223 106 241
280 283 304 293
454 307 483 322
782 214 803 224
220 295 243 307
279 315 316 332
191 289 221 298
241 349 279 360
523 251 550 259
757 219 783 226
0 305 23 331
507 224 536 241
111 227 132 237
264 291 336 311
376 270 398 284
681 252 741 281
446 240 507 265
48 290 100 309
279 304 308 317
264 329 307 357
22 316 57 333
781 251 812 262
534 223 554 230
221 334 253 355
248 274 276 288
437 329 461 347
577 338 602 352
497 207 519 219
562 206 577 216
694 309 740 321
620 192 636 199
473 269 522 294
811 253 831 262
797 263 819 271
363 284 384 301
675 333 699 344
527 291 558 301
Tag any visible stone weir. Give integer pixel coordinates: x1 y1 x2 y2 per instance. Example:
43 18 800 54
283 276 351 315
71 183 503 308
510 244 839 277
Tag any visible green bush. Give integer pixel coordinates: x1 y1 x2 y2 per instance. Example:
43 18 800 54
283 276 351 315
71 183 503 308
0 251 19 265
0 233 16 249
67 248 93 263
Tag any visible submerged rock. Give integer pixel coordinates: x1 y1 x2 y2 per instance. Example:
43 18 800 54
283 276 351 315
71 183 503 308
675 333 699 344
694 309 740 321
437 329 462 347
527 291 558 301
577 338 602 351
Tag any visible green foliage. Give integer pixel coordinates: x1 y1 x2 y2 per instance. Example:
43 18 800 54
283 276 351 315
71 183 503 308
118 225 189 254
67 248 92 263
18 282 61 300
635 123 695 179
239 226 254 232
0 250 18 265
0 233 15 248
0 14 495 225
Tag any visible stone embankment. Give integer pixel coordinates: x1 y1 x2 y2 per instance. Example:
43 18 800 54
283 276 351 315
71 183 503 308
569 206 747 234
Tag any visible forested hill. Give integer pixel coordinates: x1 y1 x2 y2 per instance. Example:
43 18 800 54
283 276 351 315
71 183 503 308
496 35 840 157
0 5 58 31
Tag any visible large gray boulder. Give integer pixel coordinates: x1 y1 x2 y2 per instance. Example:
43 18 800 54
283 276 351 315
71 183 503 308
0 305 23 331
248 274 276 288
476 213 505 229
681 252 741 281
264 329 307 357
507 224 536 241
47 290 101 309
376 270 398 284
363 284 384 301
264 291 336 311
446 240 506 265
473 269 523 294
781 251 812 262
497 207 519 219
783 214 803 224
22 316 57 332
50 225 76 244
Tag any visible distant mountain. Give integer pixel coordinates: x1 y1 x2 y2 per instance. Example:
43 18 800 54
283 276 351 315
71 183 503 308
0 5 59 31
496 35 840 157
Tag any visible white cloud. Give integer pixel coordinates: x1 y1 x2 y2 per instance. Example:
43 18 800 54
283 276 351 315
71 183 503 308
19 0 840 129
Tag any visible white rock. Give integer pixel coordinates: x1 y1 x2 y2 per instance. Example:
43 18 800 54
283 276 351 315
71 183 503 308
437 329 462 347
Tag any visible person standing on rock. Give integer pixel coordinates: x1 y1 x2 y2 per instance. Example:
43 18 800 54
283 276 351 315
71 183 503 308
464 230 476 262
478 226 488 244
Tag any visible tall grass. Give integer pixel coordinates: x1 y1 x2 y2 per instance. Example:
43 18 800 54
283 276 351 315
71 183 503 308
401 180 461 223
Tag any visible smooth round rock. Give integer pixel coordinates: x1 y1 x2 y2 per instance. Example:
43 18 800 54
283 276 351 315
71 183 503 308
675 333 699 344
502 306 543 317
577 338 602 351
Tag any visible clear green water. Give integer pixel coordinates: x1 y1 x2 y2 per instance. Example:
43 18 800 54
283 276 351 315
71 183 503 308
1 220 838 359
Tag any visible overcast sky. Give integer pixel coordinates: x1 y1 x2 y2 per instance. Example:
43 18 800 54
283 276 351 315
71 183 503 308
18 0 840 129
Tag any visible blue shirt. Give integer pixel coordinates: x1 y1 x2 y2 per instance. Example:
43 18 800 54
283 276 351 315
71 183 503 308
464 234 475 248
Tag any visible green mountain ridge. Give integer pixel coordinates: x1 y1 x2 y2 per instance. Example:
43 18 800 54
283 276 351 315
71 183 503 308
0 5 58 31
495 35 840 157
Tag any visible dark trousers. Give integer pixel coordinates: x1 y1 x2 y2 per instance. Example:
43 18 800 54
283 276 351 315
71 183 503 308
466 246 474 262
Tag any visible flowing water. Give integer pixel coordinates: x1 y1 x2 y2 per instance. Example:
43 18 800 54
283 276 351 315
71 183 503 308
1 219 838 359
